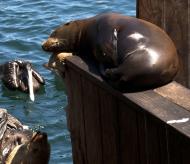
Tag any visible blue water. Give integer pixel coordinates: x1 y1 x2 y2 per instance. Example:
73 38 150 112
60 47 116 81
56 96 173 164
0 0 136 163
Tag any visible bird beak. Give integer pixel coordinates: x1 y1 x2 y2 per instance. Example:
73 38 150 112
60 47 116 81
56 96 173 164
26 63 35 102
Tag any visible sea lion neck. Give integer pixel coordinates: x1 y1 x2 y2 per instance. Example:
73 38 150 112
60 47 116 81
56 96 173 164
73 19 89 51
74 18 96 54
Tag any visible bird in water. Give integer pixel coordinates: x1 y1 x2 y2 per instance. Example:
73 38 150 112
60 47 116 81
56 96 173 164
0 108 50 164
0 60 45 101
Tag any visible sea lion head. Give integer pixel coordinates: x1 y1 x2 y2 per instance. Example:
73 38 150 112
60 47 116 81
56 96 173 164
42 20 81 53
5 131 50 164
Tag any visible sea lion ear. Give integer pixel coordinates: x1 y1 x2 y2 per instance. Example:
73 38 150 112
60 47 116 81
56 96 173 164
64 21 72 26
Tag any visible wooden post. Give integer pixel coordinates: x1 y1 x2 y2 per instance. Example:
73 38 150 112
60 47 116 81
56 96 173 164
64 56 190 164
137 0 190 87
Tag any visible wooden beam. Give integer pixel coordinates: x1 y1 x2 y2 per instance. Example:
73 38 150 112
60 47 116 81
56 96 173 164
137 0 190 87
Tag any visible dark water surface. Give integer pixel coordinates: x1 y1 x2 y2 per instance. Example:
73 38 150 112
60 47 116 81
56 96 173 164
0 0 136 163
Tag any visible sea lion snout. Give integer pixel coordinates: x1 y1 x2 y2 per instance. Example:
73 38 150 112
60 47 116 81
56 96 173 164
42 38 61 52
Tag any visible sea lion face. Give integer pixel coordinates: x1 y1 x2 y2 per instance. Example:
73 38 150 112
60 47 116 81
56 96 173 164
42 21 80 52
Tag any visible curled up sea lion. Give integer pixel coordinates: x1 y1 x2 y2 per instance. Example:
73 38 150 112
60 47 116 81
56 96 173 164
42 12 179 91
0 108 50 164
0 60 45 101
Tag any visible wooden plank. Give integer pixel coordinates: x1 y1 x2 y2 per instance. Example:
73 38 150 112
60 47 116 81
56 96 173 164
81 77 103 164
164 0 189 86
118 101 139 164
166 127 190 164
98 90 119 164
145 115 168 164
64 68 87 164
155 81 190 111
125 91 190 138
136 110 148 164
137 0 190 87
136 0 165 27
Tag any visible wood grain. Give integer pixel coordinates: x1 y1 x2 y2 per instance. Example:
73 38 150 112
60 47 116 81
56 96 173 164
137 0 190 87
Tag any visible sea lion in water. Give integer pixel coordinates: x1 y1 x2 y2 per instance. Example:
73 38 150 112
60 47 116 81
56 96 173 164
42 13 179 91
0 108 50 164
0 60 45 101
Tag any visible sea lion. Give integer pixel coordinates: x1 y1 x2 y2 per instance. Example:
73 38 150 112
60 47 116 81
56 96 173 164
0 60 45 101
0 108 50 164
42 13 179 91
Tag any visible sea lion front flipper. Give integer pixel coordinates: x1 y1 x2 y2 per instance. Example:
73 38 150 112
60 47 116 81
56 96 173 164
104 67 121 81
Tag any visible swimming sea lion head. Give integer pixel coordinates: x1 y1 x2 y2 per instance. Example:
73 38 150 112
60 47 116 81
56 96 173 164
42 20 81 53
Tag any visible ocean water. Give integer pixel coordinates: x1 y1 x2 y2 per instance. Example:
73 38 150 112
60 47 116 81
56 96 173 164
0 0 136 163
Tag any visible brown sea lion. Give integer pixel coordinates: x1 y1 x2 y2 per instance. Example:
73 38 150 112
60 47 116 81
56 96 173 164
0 108 50 163
42 13 179 91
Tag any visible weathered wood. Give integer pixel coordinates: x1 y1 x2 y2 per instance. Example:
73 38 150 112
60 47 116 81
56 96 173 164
98 90 119 164
81 78 103 164
64 67 87 164
137 0 165 27
118 101 139 164
64 56 190 164
137 0 190 87
145 115 168 164
155 81 190 111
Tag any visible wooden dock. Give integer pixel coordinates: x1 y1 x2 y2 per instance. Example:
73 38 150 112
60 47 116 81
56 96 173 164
64 56 190 164
62 0 190 163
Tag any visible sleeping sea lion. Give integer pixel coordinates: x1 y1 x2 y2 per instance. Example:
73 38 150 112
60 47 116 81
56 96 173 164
42 12 179 91
0 60 45 101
